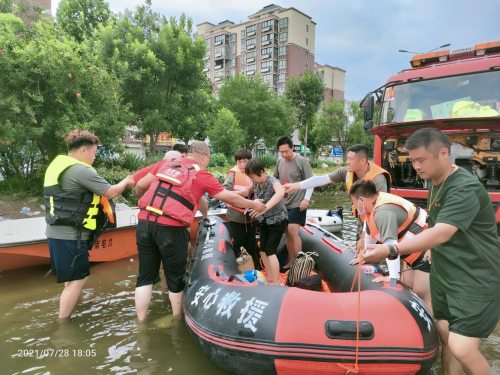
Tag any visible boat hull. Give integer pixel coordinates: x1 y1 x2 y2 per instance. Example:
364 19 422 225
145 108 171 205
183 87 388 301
0 208 227 270
184 217 438 375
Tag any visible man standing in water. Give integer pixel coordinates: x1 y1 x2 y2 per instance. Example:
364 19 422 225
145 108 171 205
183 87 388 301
363 128 500 375
273 136 314 268
44 130 135 319
284 144 390 252
132 141 265 320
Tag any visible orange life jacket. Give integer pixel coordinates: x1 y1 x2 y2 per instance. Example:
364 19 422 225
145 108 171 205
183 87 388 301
138 158 201 226
345 162 391 222
366 192 427 266
100 196 115 224
226 166 252 213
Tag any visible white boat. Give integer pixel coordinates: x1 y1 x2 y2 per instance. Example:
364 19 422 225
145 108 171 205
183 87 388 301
306 207 343 233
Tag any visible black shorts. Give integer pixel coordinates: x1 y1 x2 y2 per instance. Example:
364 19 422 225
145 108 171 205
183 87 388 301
431 282 500 338
259 220 287 256
48 238 90 283
287 207 307 226
407 252 431 273
136 222 189 292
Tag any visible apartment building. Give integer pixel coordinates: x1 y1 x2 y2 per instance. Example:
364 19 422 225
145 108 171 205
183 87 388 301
197 4 345 101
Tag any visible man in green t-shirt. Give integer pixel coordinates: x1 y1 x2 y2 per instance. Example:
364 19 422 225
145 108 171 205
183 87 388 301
364 128 500 375
45 130 135 319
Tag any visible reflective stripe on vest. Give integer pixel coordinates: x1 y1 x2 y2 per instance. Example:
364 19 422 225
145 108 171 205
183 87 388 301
139 159 201 226
345 162 391 222
366 192 427 265
226 166 252 213
43 155 100 231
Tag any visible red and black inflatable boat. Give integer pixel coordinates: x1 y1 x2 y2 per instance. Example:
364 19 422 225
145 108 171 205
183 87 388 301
184 216 439 374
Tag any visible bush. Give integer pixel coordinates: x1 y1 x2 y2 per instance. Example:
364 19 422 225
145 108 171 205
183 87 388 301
145 153 163 166
208 153 229 167
119 153 145 170
259 154 278 168
309 160 339 168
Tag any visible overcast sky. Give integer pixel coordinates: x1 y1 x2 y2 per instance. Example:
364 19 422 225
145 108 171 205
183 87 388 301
52 0 500 101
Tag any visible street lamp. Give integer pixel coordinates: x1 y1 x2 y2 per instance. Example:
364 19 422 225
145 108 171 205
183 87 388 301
399 44 451 54
399 49 421 54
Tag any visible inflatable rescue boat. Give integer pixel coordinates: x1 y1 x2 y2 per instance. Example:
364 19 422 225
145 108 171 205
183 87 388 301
184 216 438 375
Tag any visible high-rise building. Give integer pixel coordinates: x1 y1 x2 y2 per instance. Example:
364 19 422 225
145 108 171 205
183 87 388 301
197 4 345 101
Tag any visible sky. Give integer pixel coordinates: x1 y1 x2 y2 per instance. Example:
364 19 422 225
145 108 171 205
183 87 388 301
52 0 500 101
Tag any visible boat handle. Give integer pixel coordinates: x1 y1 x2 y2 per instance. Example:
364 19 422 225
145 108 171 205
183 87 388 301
324 320 374 340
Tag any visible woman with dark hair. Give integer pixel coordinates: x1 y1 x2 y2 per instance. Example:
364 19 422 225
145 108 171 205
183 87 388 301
246 159 288 286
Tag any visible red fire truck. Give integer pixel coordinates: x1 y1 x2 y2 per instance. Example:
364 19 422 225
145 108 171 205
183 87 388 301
361 40 500 230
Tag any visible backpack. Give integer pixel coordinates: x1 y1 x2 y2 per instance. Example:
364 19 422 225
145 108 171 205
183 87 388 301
138 158 201 226
286 251 318 286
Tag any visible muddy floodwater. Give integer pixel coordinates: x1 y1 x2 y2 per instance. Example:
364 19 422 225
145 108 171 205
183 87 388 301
1 194 498 374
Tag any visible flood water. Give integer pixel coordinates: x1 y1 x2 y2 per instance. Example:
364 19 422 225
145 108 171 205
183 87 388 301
1 193 498 375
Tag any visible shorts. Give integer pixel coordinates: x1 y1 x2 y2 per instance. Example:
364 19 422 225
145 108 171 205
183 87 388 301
48 238 90 283
259 220 287 256
431 282 500 338
407 252 431 273
287 207 307 226
136 221 189 293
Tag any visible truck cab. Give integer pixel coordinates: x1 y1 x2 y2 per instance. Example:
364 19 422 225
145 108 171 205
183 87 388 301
361 40 500 230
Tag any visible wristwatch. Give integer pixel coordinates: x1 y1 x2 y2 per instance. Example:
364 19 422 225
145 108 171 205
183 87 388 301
387 245 399 260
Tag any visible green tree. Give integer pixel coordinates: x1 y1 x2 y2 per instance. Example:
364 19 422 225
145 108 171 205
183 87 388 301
169 87 215 145
207 108 245 158
314 99 376 160
284 69 325 157
56 0 112 43
0 14 125 182
313 99 349 159
346 101 375 156
218 74 294 150
98 0 206 155
0 0 12 13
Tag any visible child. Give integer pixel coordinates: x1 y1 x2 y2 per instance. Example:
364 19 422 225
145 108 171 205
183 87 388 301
246 159 288 286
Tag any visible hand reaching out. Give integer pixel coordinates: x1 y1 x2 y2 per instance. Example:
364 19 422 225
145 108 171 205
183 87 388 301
283 183 300 194
124 175 135 189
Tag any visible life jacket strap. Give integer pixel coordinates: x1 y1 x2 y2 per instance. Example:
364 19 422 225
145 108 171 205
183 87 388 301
398 206 421 241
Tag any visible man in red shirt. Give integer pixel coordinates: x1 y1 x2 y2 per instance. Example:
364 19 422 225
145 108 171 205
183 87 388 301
132 141 265 320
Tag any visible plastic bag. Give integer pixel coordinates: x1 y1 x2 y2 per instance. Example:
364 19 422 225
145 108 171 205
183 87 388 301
236 247 255 273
